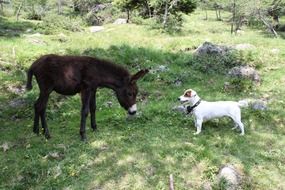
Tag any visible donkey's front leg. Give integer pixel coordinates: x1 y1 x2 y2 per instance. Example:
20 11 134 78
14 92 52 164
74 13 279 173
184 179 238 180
89 90 97 131
80 89 91 141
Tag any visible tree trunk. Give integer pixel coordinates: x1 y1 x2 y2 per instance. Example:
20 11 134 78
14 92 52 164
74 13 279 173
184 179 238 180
0 2 3 14
218 10 221 20
259 14 278 38
215 8 218 20
57 0 62 14
231 0 236 34
127 9 130 23
16 0 24 21
205 9 208 20
163 0 168 27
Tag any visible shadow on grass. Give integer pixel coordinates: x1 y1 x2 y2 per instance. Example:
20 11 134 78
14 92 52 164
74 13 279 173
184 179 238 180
0 16 36 37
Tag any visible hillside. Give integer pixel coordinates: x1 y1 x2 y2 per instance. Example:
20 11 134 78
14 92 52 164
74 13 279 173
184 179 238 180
0 10 285 189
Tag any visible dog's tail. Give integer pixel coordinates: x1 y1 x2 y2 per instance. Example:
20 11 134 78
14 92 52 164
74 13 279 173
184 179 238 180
238 99 249 107
26 68 34 91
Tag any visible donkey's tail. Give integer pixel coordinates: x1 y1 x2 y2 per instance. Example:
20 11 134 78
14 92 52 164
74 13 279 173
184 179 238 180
26 68 33 91
238 99 249 108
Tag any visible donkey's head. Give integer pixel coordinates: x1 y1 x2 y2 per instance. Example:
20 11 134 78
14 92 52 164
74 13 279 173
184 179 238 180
115 69 149 115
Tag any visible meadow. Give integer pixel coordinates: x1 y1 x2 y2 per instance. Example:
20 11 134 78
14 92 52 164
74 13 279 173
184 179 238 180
0 10 285 189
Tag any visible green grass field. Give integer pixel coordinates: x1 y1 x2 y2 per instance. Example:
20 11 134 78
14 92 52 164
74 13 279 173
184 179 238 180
1 10 285 189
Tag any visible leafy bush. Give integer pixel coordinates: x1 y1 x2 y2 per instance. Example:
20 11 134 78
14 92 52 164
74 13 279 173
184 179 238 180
188 53 241 74
37 14 84 34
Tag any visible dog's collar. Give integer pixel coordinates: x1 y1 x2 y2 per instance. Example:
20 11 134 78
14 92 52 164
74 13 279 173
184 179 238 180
186 99 201 114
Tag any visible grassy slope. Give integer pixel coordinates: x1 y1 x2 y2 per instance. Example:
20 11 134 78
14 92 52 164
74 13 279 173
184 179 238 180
0 11 285 189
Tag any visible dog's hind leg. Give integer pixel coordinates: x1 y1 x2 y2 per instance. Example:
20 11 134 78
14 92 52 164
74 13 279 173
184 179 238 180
236 121 245 135
230 112 245 135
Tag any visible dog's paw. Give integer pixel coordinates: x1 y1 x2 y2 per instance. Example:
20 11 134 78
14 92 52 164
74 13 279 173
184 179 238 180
239 133 245 136
194 131 201 135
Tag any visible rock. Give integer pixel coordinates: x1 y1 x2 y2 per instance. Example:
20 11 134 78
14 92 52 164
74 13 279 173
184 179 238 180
218 165 241 190
27 38 47 45
235 43 255 50
113 18 127 24
6 85 25 95
194 42 232 56
228 66 261 83
26 33 42 37
202 182 212 190
150 65 169 73
57 33 68 42
236 29 245 36
9 98 26 108
174 79 182 86
1 142 9 152
90 26 104 33
104 101 113 108
251 100 267 111
172 105 186 113
271 48 280 54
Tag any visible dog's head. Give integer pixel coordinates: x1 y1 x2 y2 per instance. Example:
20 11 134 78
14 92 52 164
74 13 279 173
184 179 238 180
178 89 197 103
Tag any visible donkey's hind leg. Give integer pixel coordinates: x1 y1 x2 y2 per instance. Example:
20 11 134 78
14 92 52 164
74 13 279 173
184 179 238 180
89 90 97 131
34 89 52 139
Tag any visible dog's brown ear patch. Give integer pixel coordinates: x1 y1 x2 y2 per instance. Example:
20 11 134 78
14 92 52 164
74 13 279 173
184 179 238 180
185 90 192 97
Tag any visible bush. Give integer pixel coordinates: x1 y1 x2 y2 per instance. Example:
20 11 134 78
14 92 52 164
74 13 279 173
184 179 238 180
37 14 84 34
188 52 242 74
148 13 184 33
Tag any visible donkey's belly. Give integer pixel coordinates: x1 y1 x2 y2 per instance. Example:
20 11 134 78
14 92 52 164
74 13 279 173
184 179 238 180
54 83 81 95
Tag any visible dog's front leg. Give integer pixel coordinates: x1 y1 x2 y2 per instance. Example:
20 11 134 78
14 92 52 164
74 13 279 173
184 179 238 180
194 118 202 135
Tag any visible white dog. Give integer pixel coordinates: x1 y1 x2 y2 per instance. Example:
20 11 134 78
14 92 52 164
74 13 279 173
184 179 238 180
178 89 247 135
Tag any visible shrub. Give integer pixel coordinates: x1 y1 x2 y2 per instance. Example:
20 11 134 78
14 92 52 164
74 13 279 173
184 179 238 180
37 14 84 34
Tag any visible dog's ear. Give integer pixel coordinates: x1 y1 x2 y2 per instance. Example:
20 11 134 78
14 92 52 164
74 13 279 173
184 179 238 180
185 90 192 97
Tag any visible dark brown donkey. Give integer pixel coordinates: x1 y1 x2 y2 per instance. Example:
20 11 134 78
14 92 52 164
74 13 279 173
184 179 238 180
26 54 148 141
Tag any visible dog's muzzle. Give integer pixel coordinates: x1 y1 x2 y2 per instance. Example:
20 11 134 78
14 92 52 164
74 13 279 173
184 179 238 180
128 104 137 115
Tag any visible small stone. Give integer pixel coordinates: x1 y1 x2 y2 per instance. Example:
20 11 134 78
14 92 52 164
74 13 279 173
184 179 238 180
174 79 182 86
113 18 127 24
251 100 267 111
218 165 241 190
271 48 280 54
235 44 255 50
172 105 186 113
9 99 26 108
1 142 9 152
228 66 261 83
90 26 104 33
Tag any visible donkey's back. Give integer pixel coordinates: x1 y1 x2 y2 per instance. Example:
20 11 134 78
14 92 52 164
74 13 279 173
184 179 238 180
27 54 99 95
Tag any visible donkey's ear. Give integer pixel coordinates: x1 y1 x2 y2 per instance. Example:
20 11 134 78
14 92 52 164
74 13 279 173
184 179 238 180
130 69 149 83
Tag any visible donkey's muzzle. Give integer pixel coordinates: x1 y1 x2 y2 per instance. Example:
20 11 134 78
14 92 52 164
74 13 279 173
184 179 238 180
128 104 137 115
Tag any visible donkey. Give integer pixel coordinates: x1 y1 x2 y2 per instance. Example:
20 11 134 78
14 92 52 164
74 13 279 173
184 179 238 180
26 54 148 141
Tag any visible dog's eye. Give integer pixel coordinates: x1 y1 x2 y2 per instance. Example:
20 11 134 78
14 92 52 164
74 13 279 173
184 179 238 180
127 92 132 97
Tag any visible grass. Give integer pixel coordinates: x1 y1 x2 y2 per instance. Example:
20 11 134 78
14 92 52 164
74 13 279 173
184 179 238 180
1 10 285 189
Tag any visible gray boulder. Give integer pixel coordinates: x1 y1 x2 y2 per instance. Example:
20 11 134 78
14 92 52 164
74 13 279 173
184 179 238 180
251 100 267 111
218 165 242 190
90 26 104 33
228 66 261 83
113 18 127 25
194 42 232 56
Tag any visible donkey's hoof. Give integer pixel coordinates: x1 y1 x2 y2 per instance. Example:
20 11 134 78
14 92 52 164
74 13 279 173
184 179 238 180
33 128 39 135
45 134 51 139
81 136 87 142
91 125 97 132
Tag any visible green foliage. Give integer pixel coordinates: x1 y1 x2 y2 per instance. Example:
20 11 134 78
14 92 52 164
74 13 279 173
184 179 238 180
188 52 241 74
37 14 84 34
